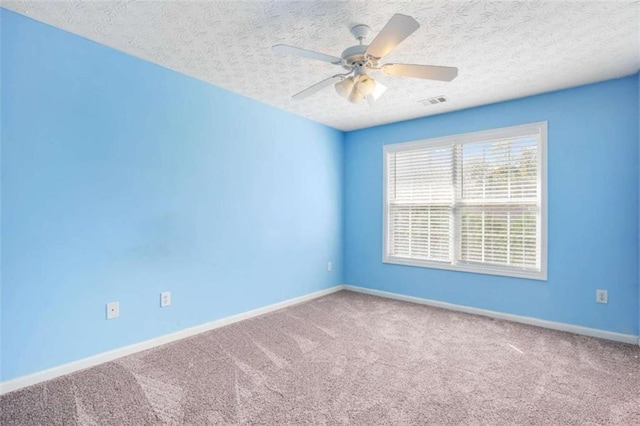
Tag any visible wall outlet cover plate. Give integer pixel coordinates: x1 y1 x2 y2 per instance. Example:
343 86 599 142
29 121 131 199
106 301 120 319
161 291 171 307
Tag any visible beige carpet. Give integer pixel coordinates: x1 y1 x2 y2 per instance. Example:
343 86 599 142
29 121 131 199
2 290 639 425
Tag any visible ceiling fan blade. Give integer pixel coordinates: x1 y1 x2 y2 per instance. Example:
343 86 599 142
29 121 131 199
272 44 342 65
292 75 344 100
366 14 420 59
382 63 458 81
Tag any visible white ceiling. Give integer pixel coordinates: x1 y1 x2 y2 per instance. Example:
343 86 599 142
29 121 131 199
3 1 639 131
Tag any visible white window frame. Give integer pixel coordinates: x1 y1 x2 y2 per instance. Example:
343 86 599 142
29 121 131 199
383 122 548 280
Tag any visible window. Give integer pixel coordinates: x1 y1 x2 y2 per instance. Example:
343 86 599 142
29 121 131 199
383 122 547 280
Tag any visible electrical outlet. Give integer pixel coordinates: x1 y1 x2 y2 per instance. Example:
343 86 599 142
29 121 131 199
596 289 608 304
327 261 332 272
161 291 171 307
106 302 119 319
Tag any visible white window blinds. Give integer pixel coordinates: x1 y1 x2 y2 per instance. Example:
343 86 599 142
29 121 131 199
387 146 453 262
457 137 540 272
384 122 547 280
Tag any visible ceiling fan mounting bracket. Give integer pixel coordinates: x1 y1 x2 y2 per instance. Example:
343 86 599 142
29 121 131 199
350 24 372 43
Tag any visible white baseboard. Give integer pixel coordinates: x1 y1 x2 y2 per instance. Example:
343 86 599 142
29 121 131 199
3 283 636 395
343 285 640 346
0 285 346 395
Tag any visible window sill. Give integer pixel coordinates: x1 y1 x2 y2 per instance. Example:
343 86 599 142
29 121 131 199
383 255 547 281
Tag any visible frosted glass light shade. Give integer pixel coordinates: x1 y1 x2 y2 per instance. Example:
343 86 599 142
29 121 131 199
348 88 364 103
370 81 387 101
335 77 355 98
357 75 376 96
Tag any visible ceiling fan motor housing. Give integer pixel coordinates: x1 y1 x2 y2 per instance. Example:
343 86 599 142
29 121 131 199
341 24 378 70
341 47 380 71
341 45 368 67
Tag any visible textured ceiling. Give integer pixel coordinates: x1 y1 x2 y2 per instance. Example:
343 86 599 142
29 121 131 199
3 1 639 131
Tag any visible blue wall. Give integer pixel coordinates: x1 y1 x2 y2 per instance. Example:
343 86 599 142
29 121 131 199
344 76 640 336
2 8 639 384
0 10 344 381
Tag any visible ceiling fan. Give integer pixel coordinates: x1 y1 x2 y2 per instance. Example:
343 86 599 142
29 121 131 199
272 14 458 105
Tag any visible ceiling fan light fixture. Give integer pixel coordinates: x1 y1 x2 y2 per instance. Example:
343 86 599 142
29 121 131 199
356 75 376 96
335 77 355 98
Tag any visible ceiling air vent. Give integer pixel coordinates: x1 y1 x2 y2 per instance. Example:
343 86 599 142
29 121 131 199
419 95 448 106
